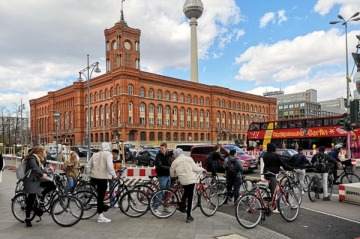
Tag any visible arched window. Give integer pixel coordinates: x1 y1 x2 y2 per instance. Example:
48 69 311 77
140 103 145 125
187 95 191 103
100 105 104 126
149 104 154 125
149 89 154 98
173 107 178 126
165 106 170 126
165 91 170 100
157 105 163 126
222 100 225 107
216 99 220 107
216 111 220 128
206 98 210 106
99 91 103 100
128 84 133 95
116 84 120 95
200 97 204 105
180 94 184 102
128 102 133 123
105 105 109 125
194 96 198 104
172 92 177 101
105 89 109 99
140 87 145 97
157 90 162 99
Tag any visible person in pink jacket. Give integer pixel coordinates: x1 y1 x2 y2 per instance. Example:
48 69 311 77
170 148 206 223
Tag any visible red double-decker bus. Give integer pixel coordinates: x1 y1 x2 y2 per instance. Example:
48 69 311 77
246 114 355 151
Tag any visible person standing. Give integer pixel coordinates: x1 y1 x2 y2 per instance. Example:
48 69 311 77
211 145 222 177
263 143 294 198
289 147 310 194
86 142 118 222
0 153 4 183
170 148 206 222
22 147 48 228
108 148 124 207
311 146 337 201
328 144 342 184
64 152 80 194
153 142 173 215
223 149 244 205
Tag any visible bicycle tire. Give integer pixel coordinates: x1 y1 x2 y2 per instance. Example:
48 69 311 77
308 178 319 202
303 175 310 192
149 189 178 219
199 186 219 217
277 190 300 222
240 179 254 195
73 190 98 219
51 195 83 227
42 190 56 213
133 184 155 199
11 193 36 223
119 189 150 218
212 182 228 206
76 182 97 194
15 180 24 194
201 175 218 185
251 185 271 202
235 193 262 229
340 173 360 184
327 177 333 198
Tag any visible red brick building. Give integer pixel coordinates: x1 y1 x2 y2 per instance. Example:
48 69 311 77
30 18 277 148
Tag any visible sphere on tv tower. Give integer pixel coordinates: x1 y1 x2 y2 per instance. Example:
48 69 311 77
183 0 204 20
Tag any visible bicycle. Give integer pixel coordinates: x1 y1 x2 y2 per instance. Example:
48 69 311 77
334 159 360 184
11 173 84 227
308 172 334 202
236 172 300 229
149 172 219 218
278 170 302 204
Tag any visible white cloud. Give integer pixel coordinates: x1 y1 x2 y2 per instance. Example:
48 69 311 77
0 0 242 106
314 0 360 18
260 12 275 28
234 28 359 83
278 10 288 25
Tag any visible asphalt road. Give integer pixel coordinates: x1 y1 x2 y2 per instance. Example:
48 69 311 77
217 169 360 239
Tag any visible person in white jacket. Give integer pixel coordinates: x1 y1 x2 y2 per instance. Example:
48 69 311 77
170 148 206 223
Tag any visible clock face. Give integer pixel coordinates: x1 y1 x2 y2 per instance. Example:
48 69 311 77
124 41 131 50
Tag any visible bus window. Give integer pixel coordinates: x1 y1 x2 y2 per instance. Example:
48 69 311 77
324 119 329 126
261 123 268 130
315 120 322 127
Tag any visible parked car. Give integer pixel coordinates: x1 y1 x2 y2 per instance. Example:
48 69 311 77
258 149 311 168
135 149 158 166
190 145 258 173
175 143 207 156
70 146 88 157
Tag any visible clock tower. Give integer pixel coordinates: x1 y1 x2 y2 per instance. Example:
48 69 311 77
104 10 141 72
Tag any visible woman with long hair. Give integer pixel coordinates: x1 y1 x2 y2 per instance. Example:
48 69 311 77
22 146 48 228
64 152 80 194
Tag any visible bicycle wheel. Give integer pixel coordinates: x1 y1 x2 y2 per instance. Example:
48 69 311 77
51 195 84 227
327 177 333 198
291 184 302 204
240 179 254 195
11 193 36 222
73 190 98 219
133 184 155 199
149 189 178 219
15 180 24 194
212 182 228 206
201 175 218 185
119 189 150 218
76 182 97 194
42 190 56 213
192 191 198 211
340 173 360 184
251 185 270 202
199 186 219 217
303 175 310 192
308 179 319 202
235 193 262 229
277 190 300 222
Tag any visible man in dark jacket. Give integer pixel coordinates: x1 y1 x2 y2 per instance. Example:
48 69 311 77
223 149 244 205
289 147 310 194
153 142 173 215
263 143 294 198
327 144 342 184
211 144 223 176
311 146 337 201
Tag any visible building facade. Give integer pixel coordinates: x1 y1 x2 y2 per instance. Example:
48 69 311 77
29 17 277 148
269 89 346 120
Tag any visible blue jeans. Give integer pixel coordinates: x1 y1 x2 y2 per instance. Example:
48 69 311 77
65 178 75 193
108 179 116 205
153 176 171 210
226 177 242 202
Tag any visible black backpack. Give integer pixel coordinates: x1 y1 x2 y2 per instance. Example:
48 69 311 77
225 158 239 179
314 153 327 172
206 152 214 168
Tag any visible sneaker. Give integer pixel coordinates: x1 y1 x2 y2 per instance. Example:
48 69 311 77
272 209 280 214
25 219 32 228
186 216 194 223
301 191 305 195
111 204 119 208
333 181 340 185
153 209 162 216
163 207 172 213
97 217 111 223
323 197 331 201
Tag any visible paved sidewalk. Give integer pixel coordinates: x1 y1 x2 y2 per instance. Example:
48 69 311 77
0 168 289 239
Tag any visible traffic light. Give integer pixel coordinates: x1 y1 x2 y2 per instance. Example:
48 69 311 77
339 117 353 131
339 117 345 129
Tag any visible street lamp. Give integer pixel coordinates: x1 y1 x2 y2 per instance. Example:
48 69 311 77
77 54 101 162
330 12 360 158
53 111 60 171
19 99 25 146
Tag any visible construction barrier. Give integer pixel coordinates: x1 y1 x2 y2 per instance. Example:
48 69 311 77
339 183 360 205
126 166 156 179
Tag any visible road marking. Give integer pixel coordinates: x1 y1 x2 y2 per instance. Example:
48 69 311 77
301 206 360 224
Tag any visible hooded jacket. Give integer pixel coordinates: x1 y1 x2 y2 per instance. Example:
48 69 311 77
170 149 204 185
223 155 244 178
263 143 293 175
86 142 117 179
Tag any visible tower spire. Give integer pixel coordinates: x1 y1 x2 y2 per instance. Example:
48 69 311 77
119 0 127 25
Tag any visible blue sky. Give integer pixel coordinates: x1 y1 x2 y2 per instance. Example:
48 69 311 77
0 0 359 114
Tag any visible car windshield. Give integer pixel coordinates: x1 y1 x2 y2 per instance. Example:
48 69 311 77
79 146 88 150
149 150 158 156
223 145 246 155
286 149 298 156
124 143 135 149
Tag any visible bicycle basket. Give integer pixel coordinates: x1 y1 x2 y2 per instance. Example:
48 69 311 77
345 165 355 173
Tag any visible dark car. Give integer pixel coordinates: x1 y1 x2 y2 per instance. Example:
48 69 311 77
135 149 158 166
70 146 88 157
259 149 311 168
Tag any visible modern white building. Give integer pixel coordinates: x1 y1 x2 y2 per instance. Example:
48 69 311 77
264 89 346 120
